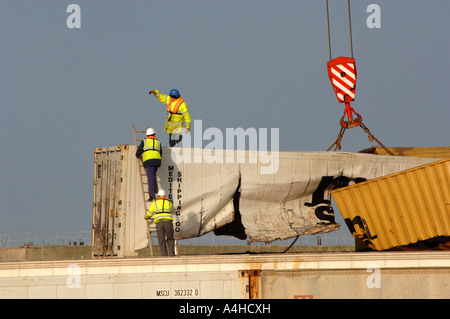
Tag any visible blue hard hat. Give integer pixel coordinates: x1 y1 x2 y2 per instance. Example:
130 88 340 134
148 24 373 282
169 89 180 98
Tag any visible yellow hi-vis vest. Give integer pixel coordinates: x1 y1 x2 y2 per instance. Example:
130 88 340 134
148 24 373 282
146 197 173 223
142 136 162 163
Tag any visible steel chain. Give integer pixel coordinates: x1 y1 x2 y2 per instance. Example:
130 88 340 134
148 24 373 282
327 121 394 155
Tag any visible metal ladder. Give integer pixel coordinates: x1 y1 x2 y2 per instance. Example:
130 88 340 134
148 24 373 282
133 125 154 257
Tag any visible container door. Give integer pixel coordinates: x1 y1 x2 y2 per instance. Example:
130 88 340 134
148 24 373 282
92 147 122 256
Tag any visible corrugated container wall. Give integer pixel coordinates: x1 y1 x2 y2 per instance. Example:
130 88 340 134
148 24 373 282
331 158 450 250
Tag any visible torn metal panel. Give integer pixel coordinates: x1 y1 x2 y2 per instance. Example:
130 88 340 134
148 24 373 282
92 146 437 256
237 151 437 242
331 158 450 250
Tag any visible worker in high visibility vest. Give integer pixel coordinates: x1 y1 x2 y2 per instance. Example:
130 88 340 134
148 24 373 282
135 128 162 201
149 88 191 147
145 189 175 257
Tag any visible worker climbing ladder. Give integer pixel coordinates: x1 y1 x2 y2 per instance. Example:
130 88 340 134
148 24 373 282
133 125 154 257
325 0 393 155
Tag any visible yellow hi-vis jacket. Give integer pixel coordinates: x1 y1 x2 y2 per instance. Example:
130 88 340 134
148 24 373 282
142 136 162 163
153 89 191 134
146 196 173 223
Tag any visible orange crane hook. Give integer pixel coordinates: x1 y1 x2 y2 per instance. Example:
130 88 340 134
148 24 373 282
326 56 362 128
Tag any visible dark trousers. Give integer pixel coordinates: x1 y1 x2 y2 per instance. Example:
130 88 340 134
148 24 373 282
145 166 159 199
169 133 183 147
156 220 175 256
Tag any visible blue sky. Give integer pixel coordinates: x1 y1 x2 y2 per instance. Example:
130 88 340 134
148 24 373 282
1 1 449 238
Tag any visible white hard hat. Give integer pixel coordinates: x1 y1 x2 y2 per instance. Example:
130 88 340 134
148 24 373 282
157 189 166 197
146 128 155 136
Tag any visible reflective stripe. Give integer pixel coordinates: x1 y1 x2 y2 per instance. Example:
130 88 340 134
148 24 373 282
153 213 173 223
155 198 172 212
147 212 173 223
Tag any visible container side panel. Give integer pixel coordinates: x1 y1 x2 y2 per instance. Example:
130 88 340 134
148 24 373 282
94 146 436 254
332 158 450 250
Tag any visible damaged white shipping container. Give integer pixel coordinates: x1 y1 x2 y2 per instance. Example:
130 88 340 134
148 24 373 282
92 145 436 257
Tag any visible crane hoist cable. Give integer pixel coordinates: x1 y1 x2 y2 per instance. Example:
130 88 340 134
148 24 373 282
326 0 353 61
284 1 392 255
325 0 393 155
